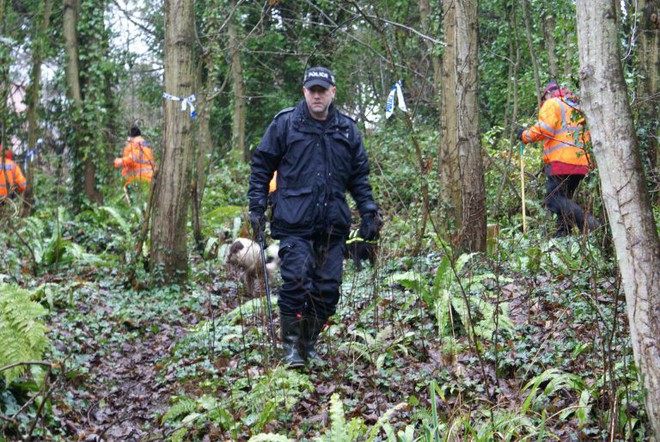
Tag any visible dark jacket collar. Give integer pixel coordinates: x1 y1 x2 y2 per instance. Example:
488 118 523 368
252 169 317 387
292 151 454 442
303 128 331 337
293 100 344 131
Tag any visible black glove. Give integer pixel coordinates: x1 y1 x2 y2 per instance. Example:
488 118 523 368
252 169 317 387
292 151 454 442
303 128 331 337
515 127 525 141
358 212 381 241
249 212 266 242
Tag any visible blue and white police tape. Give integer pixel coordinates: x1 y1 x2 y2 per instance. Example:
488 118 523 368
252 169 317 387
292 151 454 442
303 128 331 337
24 150 36 169
385 80 407 119
162 92 196 119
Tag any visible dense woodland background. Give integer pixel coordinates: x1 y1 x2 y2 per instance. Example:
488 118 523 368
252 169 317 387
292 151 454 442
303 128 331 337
0 0 659 440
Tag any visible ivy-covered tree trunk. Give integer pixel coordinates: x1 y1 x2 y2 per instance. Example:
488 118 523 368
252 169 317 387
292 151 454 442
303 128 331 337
576 1 660 439
63 0 105 207
22 0 53 216
150 0 196 284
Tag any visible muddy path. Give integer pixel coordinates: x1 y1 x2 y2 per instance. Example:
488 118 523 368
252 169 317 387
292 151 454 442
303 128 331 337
47 281 232 441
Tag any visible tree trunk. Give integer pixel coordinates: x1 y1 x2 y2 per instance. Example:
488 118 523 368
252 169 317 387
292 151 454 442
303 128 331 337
456 0 486 252
63 0 81 103
638 0 659 201
22 0 52 216
543 12 558 79
151 0 196 284
419 0 442 108
440 0 486 251
63 0 85 204
439 0 463 234
228 0 247 162
521 0 542 108
191 58 214 248
576 1 660 440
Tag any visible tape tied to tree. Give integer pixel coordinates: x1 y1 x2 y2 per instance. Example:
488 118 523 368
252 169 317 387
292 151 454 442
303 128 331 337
385 80 407 119
162 92 196 119
24 150 36 169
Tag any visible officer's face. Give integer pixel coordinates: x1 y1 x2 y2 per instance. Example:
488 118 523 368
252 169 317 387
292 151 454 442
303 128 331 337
303 85 336 120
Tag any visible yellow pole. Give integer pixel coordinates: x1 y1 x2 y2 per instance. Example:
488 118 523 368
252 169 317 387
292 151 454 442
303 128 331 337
520 143 526 233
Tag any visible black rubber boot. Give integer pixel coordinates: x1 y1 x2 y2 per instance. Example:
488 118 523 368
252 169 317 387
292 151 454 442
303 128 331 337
302 316 325 363
280 315 305 368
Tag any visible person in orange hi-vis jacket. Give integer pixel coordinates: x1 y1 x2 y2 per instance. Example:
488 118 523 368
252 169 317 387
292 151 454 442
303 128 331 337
0 147 27 200
113 126 155 190
516 81 600 237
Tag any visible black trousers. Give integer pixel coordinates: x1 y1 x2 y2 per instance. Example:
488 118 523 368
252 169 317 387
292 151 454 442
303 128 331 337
277 234 346 322
545 172 587 236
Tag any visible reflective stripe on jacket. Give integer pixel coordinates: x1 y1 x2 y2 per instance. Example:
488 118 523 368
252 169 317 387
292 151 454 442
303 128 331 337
521 97 591 167
114 136 155 186
0 158 27 197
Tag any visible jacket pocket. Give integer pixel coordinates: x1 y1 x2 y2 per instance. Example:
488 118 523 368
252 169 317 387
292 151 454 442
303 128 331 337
327 191 351 230
273 187 316 227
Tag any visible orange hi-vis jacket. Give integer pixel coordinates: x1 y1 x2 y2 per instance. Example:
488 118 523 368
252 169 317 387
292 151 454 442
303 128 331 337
521 97 591 167
114 136 155 187
0 158 27 198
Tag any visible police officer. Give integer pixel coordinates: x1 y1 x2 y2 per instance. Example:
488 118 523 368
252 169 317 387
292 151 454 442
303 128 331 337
248 66 380 367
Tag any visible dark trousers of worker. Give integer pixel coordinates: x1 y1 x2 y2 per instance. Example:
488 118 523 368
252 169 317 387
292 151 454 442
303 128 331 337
277 234 346 324
545 173 587 236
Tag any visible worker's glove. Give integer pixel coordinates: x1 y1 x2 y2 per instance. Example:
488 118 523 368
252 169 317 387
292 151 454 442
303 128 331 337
114 158 122 168
515 127 525 141
250 212 267 242
359 212 382 241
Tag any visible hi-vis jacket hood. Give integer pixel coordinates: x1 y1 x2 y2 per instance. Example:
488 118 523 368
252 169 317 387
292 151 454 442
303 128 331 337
248 100 378 238
0 157 27 197
114 136 155 187
521 97 591 167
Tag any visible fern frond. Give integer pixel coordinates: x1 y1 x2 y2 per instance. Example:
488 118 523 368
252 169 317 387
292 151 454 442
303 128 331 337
171 427 189 442
328 393 347 441
100 206 133 240
17 216 46 265
316 393 366 442
365 402 408 442
0 284 49 385
162 396 197 423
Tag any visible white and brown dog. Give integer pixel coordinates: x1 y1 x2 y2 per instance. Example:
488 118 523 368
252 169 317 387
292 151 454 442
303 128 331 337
225 238 280 297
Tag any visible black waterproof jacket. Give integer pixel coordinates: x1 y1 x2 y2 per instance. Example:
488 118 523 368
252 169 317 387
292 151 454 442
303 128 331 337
248 100 378 238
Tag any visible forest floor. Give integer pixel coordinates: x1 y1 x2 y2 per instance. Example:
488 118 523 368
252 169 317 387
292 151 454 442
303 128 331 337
21 238 644 441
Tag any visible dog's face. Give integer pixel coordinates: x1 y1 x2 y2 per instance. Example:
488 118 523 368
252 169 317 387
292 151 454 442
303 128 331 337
226 238 261 270
226 238 280 296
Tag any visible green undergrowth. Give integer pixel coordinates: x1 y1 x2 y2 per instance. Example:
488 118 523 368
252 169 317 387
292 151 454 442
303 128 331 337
153 228 647 440
0 161 650 440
